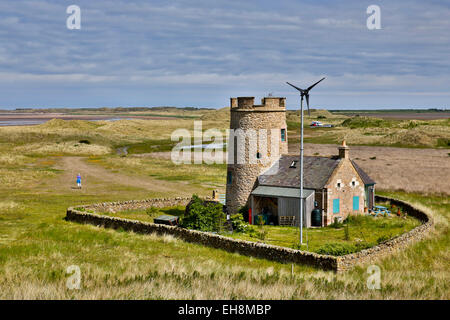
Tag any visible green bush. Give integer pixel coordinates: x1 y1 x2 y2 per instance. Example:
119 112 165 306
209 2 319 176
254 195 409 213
146 206 159 217
230 214 247 233
329 218 343 229
344 223 350 240
355 241 372 250
255 216 268 241
181 195 225 232
316 242 357 256
238 205 249 222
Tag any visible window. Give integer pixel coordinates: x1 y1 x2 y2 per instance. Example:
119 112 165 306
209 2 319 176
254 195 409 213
256 152 261 159
353 196 359 211
281 128 286 142
227 171 233 185
337 182 341 188
333 199 340 214
352 181 356 187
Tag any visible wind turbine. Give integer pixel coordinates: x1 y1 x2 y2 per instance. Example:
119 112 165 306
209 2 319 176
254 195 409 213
286 77 325 245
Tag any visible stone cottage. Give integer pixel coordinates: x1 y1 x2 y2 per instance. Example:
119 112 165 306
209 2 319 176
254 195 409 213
225 96 376 227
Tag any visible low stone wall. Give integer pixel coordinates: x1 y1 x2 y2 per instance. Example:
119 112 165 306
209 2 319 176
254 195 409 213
66 196 433 272
82 197 194 213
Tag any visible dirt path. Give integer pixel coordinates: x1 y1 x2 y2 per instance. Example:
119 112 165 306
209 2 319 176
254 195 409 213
53 156 189 195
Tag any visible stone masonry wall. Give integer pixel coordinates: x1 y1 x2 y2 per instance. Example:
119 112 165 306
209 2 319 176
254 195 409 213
66 195 433 272
83 197 194 213
226 97 288 214
325 159 366 225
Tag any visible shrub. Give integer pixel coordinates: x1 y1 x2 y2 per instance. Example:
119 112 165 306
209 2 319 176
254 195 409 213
355 241 372 250
146 206 159 216
244 224 259 237
230 214 248 233
329 218 343 229
181 195 225 232
238 205 249 222
316 243 357 256
344 223 350 240
255 215 268 241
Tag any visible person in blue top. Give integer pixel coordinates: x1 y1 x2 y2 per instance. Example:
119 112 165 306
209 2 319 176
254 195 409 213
76 173 82 189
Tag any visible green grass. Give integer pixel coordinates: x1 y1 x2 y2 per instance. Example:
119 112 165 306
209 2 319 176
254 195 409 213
341 117 395 129
102 205 185 223
124 139 177 154
226 212 420 254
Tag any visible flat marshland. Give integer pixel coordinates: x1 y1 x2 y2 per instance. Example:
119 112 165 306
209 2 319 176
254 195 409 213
0 108 448 299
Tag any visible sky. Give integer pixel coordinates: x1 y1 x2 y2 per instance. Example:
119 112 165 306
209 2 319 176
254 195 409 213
0 0 449 110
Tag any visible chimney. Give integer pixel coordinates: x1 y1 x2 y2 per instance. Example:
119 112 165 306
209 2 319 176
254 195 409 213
338 140 349 159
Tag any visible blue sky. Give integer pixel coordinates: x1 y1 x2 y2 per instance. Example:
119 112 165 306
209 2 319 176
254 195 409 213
0 0 449 110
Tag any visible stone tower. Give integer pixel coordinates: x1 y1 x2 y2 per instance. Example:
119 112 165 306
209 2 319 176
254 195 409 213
225 96 288 214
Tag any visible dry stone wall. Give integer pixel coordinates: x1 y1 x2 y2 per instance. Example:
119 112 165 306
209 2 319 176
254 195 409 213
66 195 433 272
83 197 194 213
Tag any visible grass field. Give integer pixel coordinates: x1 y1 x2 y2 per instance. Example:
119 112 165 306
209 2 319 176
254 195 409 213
0 111 448 299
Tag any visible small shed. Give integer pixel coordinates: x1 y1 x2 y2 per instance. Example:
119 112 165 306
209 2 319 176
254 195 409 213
250 186 315 227
154 215 179 226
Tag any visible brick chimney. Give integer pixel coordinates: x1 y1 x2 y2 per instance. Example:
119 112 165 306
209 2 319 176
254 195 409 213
338 140 349 159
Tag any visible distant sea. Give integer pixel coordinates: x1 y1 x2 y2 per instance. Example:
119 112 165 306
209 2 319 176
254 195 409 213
0 117 132 127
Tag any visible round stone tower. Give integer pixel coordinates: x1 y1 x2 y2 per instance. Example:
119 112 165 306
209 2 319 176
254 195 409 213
225 96 288 214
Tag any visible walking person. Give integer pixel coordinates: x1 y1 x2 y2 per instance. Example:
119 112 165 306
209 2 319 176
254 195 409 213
76 173 82 189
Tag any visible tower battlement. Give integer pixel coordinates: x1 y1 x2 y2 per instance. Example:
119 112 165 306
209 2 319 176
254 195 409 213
230 96 286 110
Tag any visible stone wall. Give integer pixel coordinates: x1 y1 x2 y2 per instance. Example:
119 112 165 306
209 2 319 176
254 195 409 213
66 195 433 272
325 159 366 225
82 197 194 213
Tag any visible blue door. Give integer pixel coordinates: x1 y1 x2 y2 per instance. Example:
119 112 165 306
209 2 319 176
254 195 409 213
333 199 340 214
353 196 359 211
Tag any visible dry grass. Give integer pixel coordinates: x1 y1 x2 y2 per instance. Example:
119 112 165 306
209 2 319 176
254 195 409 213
14 141 111 156
297 143 450 196
0 201 21 211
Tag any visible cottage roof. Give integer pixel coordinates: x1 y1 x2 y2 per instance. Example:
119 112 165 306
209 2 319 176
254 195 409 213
258 155 375 189
351 160 376 185
251 185 314 199
258 155 341 189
